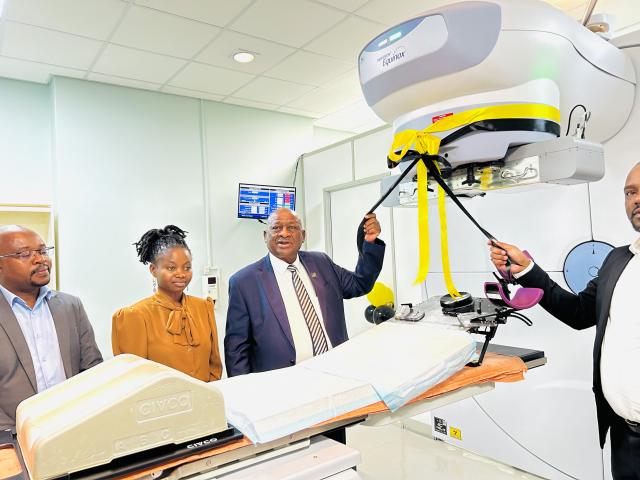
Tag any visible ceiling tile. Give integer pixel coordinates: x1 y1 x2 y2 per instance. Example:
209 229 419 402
196 30 295 75
305 15 385 62
0 55 85 84
278 106 322 118
598 0 640 35
133 0 253 27
286 88 353 114
92 44 187 83
232 77 315 105
1 22 102 70
314 0 369 12
314 99 385 132
223 97 280 111
286 69 362 113
230 0 346 48
564 5 588 20
352 120 386 134
546 0 587 10
562 0 640 31
169 62 254 95
111 5 220 58
3 0 126 40
161 85 225 102
355 0 444 25
265 50 353 86
87 72 162 91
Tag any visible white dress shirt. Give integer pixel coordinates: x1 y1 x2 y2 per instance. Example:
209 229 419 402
600 238 640 422
0 284 67 392
269 253 332 363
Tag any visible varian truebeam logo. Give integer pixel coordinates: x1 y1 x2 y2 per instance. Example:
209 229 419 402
135 391 192 421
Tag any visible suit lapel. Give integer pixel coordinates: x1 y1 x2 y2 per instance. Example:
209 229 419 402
260 256 294 349
0 293 38 391
595 249 634 361
48 295 73 378
599 250 633 319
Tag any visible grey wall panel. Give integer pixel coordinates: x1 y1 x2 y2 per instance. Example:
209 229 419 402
330 181 394 338
353 127 393 180
302 143 353 253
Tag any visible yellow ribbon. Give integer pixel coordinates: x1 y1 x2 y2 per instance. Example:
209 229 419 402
389 103 560 294
389 103 560 164
414 160 430 284
438 182 460 297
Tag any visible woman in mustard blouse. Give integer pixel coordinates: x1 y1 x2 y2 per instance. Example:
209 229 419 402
112 225 222 382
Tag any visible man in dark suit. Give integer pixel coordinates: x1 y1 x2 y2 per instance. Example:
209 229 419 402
0 225 102 432
225 208 385 377
489 162 640 479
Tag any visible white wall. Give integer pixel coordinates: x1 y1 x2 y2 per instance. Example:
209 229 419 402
0 77 52 204
203 101 313 346
312 127 354 151
0 75 322 363
52 77 209 356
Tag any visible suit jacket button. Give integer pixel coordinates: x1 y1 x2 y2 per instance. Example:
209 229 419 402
289 360 295 365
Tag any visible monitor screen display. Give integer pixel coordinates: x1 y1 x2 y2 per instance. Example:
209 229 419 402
238 183 296 220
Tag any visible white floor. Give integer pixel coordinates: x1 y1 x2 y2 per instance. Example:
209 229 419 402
347 422 545 480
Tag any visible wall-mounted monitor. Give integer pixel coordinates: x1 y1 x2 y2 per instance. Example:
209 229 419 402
238 183 296 220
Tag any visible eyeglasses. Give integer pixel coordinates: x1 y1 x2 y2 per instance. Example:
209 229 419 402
0 246 55 260
269 224 302 234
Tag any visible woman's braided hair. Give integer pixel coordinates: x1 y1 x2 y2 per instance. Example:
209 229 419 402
134 225 190 265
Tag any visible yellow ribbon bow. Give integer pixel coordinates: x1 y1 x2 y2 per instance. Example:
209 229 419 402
387 103 560 296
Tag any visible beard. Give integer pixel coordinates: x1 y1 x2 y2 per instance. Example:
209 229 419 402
30 267 51 287
631 208 640 232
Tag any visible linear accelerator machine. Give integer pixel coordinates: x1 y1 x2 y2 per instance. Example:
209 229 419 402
358 0 636 479
3 2 636 480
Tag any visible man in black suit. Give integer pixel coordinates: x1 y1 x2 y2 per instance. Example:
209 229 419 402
489 162 640 479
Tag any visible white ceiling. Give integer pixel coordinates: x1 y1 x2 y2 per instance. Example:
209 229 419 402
0 0 638 133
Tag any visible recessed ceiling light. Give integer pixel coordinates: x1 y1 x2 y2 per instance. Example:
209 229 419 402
232 51 255 63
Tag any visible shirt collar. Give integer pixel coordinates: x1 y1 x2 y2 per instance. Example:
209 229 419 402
630 238 640 255
0 283 54 309
269 253 302 274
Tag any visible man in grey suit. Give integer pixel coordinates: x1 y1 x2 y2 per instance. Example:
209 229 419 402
0 225 102 431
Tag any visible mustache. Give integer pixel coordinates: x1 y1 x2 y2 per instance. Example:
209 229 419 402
31 265 50 275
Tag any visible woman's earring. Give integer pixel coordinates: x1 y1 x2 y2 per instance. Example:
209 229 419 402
152 278 157 292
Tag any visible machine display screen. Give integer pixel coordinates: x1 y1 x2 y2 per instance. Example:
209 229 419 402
238 183 296 220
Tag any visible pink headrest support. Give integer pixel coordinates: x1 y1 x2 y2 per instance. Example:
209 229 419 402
484 281 543 310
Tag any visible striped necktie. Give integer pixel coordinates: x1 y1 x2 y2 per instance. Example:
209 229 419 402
287 264 329 355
